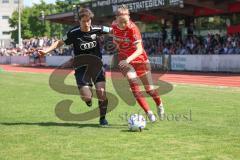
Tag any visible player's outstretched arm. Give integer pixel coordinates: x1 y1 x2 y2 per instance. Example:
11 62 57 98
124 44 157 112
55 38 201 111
38 40 65 55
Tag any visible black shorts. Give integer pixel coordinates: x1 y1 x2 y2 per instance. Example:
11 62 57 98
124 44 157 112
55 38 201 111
74 66 105 87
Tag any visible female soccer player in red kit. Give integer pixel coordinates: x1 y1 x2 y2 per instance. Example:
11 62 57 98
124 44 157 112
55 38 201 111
112 5 164 122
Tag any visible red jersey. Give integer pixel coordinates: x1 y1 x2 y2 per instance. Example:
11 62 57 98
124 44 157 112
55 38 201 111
112 20 148 64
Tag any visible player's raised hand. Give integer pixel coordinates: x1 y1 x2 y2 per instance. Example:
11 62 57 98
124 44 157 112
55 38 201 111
38 49 48 56
119 60 131 74
119 60 129 68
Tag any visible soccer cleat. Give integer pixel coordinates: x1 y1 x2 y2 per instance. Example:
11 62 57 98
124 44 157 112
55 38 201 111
157 103 165 119
85 100 92 107
99 118 108 126
147 111 157 123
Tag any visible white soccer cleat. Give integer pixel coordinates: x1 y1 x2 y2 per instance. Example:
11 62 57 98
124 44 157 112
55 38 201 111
157 102 165 119
147 111 157 123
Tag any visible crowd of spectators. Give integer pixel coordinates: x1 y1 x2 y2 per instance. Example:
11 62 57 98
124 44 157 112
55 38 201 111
1 33 240 57
143 33 240 55
0 37 73 57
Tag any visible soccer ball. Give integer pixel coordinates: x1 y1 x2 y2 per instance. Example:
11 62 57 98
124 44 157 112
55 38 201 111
128 114 146 132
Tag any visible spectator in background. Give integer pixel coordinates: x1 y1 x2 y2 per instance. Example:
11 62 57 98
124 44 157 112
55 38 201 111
1 32 240 56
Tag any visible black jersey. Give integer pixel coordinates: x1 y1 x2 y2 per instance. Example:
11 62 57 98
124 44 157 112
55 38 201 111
62 25 111 58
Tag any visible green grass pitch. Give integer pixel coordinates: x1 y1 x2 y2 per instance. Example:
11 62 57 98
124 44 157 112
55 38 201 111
0 71 240 160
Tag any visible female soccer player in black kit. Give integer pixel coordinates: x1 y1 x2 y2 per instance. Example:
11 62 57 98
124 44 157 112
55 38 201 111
39 8 112 126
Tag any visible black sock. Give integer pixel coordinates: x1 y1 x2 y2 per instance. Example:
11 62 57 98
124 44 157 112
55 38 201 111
99 99 108 120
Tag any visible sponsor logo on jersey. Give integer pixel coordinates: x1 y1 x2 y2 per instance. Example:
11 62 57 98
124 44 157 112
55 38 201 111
113 36 130 42
91 34 97 40
80 41 97 50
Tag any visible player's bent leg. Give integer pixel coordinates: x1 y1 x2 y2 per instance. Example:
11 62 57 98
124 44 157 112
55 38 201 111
75 67 93 107
140 71 162 106
124 67 156 122
95 82 108 126
78 85 93 107
139 71 164 118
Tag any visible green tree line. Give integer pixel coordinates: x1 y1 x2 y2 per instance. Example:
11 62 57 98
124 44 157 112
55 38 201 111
8 0 83 43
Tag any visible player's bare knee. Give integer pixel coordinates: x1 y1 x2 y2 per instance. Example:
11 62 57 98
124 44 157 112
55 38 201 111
126 69 137 79
128 77 139 84
81 96 92 102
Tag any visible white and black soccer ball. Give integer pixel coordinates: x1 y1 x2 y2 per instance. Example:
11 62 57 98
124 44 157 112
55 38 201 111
128 114 146 132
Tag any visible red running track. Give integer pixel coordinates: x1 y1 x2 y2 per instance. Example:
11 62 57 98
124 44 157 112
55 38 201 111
1 64 240 88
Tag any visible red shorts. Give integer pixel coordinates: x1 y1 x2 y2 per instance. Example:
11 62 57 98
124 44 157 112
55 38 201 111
130 62 151 77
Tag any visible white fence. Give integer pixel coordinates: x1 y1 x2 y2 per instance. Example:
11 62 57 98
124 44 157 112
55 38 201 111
0 56 29 65
1 55 240 72
171 55 240 72
46 56 72 66
46 55 115 67
148 56 163 69
0 56 10 64
102 55 114 67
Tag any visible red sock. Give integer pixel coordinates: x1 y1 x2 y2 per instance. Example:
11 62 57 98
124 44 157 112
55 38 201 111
129 81 150 113
147 90 162 106
135 97 150 113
